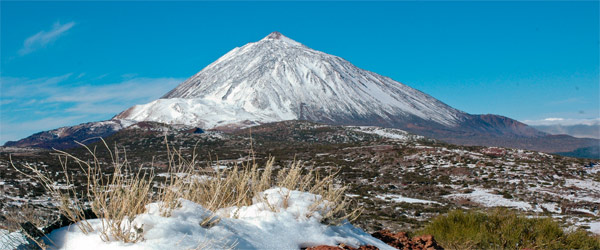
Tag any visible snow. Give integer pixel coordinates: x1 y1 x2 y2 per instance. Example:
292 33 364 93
586 166 600 174
116 32 465 129
587 221 600 235
571 219 600 236
262 31 304 47
536 203 561 214
573 208 599 216
0 229 29 249
212 165 228 171
445 188 533 210
117 97 295 129
377 194 441 204
529 179 600 203
565 179 600 191
45 187 395 250
349 126 420 141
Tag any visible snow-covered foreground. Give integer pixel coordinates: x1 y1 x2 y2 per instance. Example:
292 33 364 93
45 188 394 250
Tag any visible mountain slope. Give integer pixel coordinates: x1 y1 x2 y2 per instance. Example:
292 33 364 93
3 120 129 149
3 121 195 149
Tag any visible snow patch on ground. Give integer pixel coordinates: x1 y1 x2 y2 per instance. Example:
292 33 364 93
348 126 421 141
565 179 600 192
536 203 561 214
445 188 532 210
587 221 600 235
377 194 440 204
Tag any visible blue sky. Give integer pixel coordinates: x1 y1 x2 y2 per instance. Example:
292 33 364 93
1 1 599 143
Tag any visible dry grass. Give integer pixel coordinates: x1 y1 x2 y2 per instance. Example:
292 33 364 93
153 137 360 225
164 148 361 224
1 204 49 231
10 137 360 246
11 139 153 243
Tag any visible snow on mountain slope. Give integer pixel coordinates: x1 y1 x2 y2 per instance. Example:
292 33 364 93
116 32 466 129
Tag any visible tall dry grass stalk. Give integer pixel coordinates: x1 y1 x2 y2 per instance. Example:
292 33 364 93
11 137 360 245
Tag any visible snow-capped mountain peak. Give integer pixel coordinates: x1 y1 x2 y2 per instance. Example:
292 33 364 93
265 31 284 40
261 31 302 46
116 32 465 129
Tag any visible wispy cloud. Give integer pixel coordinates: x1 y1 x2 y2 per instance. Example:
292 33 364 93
548 97 585 105
2 74 182 107
18 21 76 55
42 77 183 104
523 117 600 126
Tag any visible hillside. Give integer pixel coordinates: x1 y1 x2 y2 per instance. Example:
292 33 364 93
2 120 598 236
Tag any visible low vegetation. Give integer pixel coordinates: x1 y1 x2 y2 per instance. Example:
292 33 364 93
418 209 600 250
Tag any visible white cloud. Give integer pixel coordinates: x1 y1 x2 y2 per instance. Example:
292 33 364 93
548 98 584 105
44 77 183 103
1 73 73 97
523 118 600 126
1 75 182 106
543 118 564 122
18 21 76 55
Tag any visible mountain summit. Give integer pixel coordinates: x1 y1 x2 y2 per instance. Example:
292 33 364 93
261 31 303 45
265 31 284 39
116 32 465 129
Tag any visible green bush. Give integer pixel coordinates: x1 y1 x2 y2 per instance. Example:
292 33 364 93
566 230 600 250
418 209 600 250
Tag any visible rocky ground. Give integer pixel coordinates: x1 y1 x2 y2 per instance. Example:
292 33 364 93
1 120 599 236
